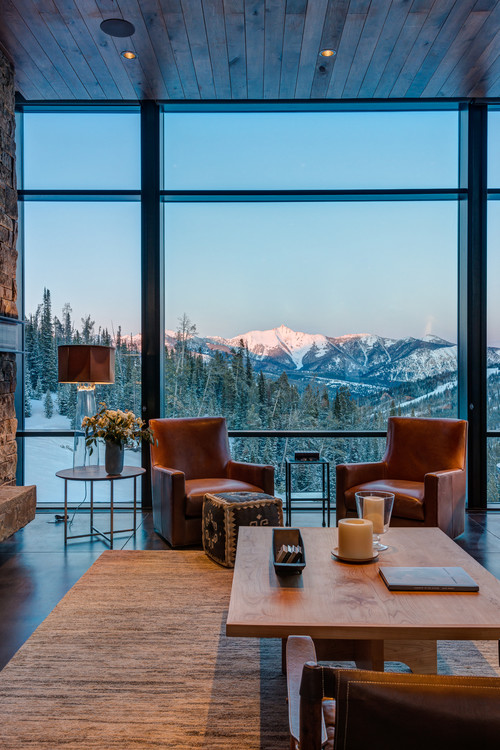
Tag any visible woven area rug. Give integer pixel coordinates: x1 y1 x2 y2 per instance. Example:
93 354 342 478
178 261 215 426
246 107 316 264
0 550 499 749
0 551 287 749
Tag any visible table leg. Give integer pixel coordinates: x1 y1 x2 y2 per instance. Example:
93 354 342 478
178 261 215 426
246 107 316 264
384 640 437 674
321 466 326 527
133 476 137 534
285 462 290 527
64 479 68 545
110 479 114 549
311 638 437 674
90 480 93 533
326 463 331 528
353 640 385 671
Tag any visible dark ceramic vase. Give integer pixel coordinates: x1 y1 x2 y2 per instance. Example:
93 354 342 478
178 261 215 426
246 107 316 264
105 440 124 475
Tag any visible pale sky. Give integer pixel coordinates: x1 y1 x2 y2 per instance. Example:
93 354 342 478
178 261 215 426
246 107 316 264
21 108 480 344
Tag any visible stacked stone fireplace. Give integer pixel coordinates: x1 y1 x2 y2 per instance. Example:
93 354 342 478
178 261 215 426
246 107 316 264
0 47 17 488
0 48 36 541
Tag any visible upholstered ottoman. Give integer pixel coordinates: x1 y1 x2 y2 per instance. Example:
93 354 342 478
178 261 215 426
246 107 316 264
202 491 283 567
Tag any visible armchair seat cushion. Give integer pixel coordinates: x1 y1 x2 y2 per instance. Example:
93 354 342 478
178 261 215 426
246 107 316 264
345 479 425 521
184 478 263 518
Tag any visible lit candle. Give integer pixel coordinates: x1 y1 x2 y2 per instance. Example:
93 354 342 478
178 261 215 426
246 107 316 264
337 518 374 560
362 495 385 534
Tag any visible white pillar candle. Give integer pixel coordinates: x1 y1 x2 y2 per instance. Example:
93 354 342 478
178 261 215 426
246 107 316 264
337 518 374 560
362 495 385 534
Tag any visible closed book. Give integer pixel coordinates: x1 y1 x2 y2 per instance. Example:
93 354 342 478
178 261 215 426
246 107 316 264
287 545 302 564
275 545 289 563
280 545 294 563
379 566 479 592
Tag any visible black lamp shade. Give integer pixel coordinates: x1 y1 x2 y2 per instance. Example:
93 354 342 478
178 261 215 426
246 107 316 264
58 345 115 384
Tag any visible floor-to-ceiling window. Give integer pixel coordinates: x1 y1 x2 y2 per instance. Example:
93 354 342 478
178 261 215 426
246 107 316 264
19 108 141 505
18 102 498 509
161 106 459 495
487 107 500 506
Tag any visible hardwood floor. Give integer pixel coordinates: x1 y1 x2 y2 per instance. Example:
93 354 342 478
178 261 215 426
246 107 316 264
0 509 499 671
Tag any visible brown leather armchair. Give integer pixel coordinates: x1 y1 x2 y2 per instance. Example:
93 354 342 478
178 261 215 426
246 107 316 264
287 636 500 750
149 417 274 548
336 416 468 539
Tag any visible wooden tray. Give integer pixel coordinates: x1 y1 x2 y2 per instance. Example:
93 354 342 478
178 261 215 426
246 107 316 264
272 528 306 576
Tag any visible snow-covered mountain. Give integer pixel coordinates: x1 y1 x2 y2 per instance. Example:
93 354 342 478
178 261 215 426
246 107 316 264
224 324 330 370
142 324 500 388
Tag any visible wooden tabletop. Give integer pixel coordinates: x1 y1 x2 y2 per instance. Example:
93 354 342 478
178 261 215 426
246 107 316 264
226 527 500 641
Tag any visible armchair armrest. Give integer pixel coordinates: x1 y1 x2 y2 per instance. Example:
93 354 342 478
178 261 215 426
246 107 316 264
286 637 327 749
336 461 386 520
151 464 186 501
226 460 275 495
424 468 466 538
151 465 187 545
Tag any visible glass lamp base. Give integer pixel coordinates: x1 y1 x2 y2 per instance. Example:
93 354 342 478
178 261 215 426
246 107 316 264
73 387 98 469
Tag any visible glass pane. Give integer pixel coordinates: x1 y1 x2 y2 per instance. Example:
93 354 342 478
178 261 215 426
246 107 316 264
229 436 386 503
163 201 458 433
488 111 500 188
487 438 500 508
163 111 458 190
23 112 141 189
24 437 141 505
487 201 500 506
23 202 142 500
487 201 500 431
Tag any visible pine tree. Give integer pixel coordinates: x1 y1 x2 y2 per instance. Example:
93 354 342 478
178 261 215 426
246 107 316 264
81 315 95 344
44 389 54 419
34 376 43 400
24 366 34 418
62 303 73 343
25 310 42 391
40 288 58 392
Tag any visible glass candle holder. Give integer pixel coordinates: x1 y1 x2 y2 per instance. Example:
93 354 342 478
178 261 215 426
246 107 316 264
355 491 395 551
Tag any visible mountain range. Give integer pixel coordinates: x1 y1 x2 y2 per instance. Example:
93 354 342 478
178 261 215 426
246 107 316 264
161 324 500 392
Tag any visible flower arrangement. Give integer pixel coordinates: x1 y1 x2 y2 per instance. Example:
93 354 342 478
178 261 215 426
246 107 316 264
83 402 154 454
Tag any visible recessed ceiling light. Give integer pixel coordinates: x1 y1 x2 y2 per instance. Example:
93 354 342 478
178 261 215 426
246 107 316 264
121 50 137 60
100 18 136 38
319 49 336 58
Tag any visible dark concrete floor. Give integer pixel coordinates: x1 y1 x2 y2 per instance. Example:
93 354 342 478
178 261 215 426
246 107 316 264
0 509 499 671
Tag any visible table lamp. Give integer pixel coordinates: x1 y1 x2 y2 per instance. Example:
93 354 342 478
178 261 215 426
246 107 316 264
58 345 115 468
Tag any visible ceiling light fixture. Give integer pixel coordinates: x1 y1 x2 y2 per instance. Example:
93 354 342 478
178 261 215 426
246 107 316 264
100 18 136 38
121 50 137 60
319 49 336 58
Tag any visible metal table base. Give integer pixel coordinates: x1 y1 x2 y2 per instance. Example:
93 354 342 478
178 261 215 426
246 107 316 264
56 466 145 549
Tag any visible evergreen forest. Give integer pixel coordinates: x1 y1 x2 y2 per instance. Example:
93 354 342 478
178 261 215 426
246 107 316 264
24 290 500 501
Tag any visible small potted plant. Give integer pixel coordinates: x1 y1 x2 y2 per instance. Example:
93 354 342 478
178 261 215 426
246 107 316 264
83 402 154 475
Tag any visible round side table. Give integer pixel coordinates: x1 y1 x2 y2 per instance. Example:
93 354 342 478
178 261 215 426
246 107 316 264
56 465 145 548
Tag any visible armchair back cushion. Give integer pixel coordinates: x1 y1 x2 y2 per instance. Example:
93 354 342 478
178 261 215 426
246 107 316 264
333 668 500 750
150 417 231 480
384 417 467 482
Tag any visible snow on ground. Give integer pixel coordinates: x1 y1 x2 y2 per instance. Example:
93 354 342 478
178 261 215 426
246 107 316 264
25 399 140 505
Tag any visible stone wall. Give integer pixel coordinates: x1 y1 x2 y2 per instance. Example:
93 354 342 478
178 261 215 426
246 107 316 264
0 48 17 486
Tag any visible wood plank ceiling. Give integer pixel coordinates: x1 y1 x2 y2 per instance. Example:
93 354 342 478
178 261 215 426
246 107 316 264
1 0 500 101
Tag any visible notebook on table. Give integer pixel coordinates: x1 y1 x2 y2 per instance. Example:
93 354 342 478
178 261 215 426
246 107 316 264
379 566 479 592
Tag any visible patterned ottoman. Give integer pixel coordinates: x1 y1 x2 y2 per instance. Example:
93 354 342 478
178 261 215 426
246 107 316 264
202 491 283 568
